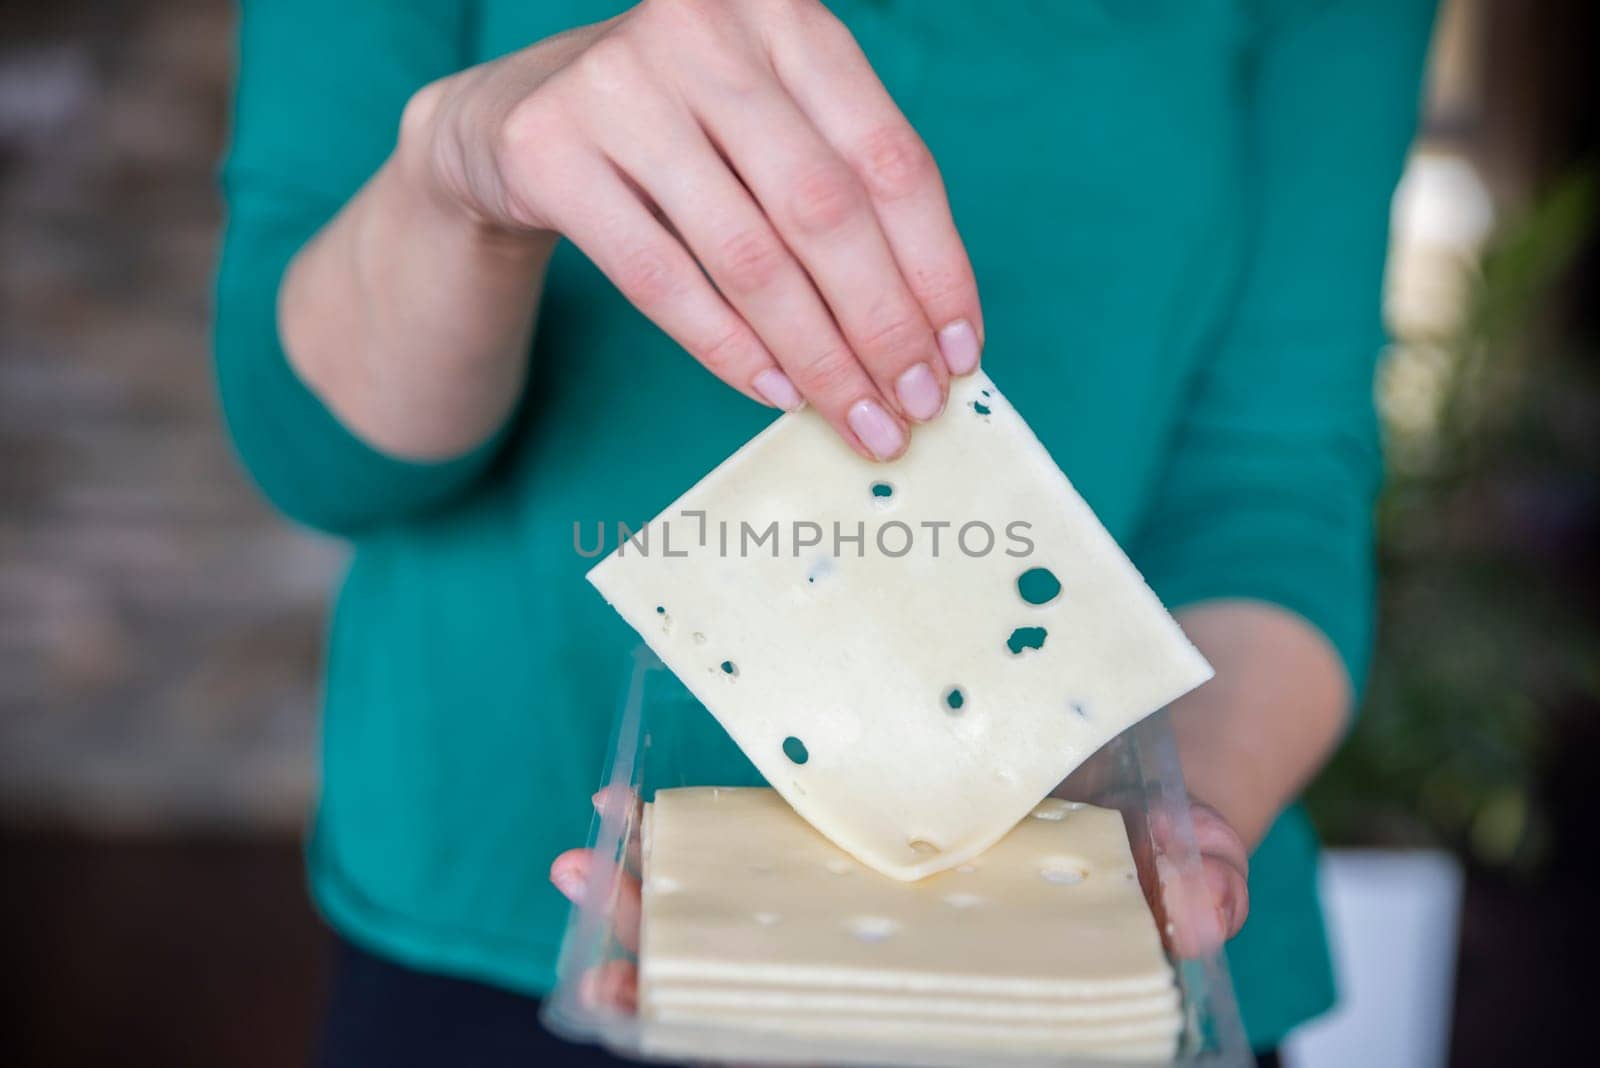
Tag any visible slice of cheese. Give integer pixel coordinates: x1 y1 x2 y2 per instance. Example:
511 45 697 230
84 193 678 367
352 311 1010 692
640 1018 1178 1065
650 1007 1181 1049
638 789 1175 999
644 983 1181 1022
590 371 1211 879
636 1023 1177 1068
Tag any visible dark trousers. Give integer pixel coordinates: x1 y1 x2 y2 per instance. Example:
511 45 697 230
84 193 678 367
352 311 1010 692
318 936 1282 1067
316 938 635 1067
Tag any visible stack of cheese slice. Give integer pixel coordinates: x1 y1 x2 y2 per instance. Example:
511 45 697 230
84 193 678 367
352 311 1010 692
588 370 1210 1063
637 787 1182 1064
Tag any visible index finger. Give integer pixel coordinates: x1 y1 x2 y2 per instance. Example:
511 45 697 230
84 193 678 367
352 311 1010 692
769 6 985 375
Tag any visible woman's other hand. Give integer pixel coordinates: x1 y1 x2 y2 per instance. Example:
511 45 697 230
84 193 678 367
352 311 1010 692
1133 798 1250 960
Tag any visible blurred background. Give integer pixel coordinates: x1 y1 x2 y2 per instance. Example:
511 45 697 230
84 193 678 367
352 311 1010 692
1 1 1595 1065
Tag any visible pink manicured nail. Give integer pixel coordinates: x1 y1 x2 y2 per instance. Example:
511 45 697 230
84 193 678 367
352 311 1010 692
895 362 944 421
937 319 981 375
847 399 906 460
753 368 804 411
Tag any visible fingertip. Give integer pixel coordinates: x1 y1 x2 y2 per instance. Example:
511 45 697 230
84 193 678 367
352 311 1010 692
551 848 589 872
550 849 592 901
592 785 637 816
753 367 805 411
1226 876 1250 937
845 397 908 460
1153 856 1228 960
936 318 981 376
894 361 945 423
1181 897 1228 960
1202 858 1249 938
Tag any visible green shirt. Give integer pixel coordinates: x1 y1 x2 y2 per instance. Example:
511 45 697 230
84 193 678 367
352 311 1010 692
216 0 1433 1050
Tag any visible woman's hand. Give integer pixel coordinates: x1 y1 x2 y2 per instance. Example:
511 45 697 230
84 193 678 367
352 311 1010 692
1130 798 1250 960
406 0 984 461
551 787 644 1013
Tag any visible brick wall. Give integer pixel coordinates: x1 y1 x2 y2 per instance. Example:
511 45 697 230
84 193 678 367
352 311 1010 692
0 0 339 829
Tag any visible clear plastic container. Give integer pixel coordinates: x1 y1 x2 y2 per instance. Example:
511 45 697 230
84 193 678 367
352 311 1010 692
543 647 1251 1067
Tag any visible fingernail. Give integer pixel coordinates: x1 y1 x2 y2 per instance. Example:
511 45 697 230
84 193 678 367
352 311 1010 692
753 368 804 411
895 362 944 421
847 399 906 460
1222 886 1245 933
553 870 587 902
937 319 981 375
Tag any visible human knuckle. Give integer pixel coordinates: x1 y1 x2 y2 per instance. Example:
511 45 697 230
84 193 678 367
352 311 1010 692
772 0 841 35
857 306 929 363
797 345 860 397
856 125 935 201
496 96 561 170
715 228 788 294
575 33 646 95
909 262 976 309
699 324 754 373
787 162 864 235
698 47 763 96
615 246 681 306
488 105 566 227
639 0 760 93
400 79 448 147
641 0 726 34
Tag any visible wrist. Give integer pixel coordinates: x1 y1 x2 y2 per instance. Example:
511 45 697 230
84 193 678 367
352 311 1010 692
1170 730 1276 849
1165 601 1351 850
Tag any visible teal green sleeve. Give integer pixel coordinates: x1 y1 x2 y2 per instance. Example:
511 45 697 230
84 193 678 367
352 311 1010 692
214 1 499 537
1133 0 1436 696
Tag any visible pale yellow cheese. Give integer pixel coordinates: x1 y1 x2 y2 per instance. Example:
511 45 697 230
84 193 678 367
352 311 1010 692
650 1007 1181 1051
589 371 1211 879
640 1018 1178 1065
644 983 1180 1022
638 788 1175 1000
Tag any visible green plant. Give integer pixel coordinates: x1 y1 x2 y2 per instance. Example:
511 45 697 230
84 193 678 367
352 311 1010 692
1305 167 1600 871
